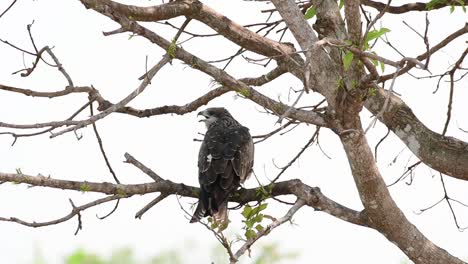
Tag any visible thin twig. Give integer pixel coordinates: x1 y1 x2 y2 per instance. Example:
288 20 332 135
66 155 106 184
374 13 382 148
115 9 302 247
96 199 120 220
0 195 122 232
0 0 17 19
90 102 120 184
135 193 169 219
271 128 320 183
124 152 163 182
364 67 401 134
233 199 305 260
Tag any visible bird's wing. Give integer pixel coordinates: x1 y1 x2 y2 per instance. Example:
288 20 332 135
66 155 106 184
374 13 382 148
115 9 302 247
229 126 254 184
198 126 227 189
198 125 253 189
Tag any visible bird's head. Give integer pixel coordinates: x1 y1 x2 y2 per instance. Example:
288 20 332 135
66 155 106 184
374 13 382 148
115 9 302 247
197 107 232 128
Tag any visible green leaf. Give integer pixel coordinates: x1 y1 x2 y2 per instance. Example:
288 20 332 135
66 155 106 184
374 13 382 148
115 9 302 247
380 61 385 72
258 203 268 211
343 51 354 71
339 0 345 9
252 214 264 223
304 7 316 19
245 229 256 240
450 4 455 13
426 0 446 10
455 0 467 12
255 224 264 232
250 203 268 216
242 205 252 219
246 219 255 229
364 28 390 44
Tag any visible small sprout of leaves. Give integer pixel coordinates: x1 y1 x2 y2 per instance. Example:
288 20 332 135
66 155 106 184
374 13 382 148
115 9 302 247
335 77 345 90
237 87 250 97
167 38 177 59
117 187 127 197
15 168 23 174
80 183 91 193
255 186 271 200
343 51 354 71
368 87 377 97
426 0 466 11
426 0 447 10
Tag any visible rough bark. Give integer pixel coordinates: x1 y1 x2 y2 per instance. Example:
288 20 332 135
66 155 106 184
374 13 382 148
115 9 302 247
366 88 468 181
271 0 465 263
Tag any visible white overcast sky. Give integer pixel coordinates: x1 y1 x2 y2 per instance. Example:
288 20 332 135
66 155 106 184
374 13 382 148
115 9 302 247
0 0 467 263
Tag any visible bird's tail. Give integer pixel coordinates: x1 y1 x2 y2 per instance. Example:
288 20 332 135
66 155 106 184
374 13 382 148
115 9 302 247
190 188 209 223
212 201 228 227
190 201 206 223
190 188 228 227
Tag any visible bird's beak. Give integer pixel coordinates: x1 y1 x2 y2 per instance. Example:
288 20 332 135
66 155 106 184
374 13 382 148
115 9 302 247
197 110 208 122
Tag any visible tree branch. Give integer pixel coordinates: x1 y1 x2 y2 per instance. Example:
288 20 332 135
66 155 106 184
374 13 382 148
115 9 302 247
362 0 468 14
0 195 122 233
0 169 366 228
79 2 328 127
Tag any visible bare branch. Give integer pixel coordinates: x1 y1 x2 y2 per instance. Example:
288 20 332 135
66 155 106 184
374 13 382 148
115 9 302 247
0 0 17 19
90 102 120 184
0 195 122 232
0 170 366 227
102 66 287 118
124 152 163 182
79 4 328 126
0 84 94 98
135 193 169 219
96 199 120 220
0 100 94 145
50 55 171 138
379 23 468 82
271 128 319 183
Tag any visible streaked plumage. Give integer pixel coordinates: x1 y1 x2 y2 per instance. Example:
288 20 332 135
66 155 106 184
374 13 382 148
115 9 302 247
190 107 254 225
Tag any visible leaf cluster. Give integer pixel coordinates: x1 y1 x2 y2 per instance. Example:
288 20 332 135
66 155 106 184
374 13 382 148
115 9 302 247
242 203 268 240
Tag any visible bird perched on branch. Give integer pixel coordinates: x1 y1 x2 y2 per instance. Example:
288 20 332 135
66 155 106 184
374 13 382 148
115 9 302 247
190 107 254 226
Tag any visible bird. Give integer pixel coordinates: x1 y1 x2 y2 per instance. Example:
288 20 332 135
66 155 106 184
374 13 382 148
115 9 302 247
190 107 254 226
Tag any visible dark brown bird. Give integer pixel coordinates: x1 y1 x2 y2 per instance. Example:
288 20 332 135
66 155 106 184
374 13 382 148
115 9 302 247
190 107 254 225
